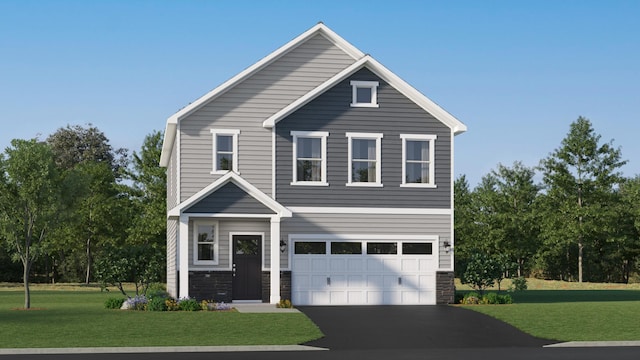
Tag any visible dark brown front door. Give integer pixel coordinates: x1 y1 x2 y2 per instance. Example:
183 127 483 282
232 235 262 300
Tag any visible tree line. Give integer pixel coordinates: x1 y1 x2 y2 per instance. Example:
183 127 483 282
455 117 640 284
0 125 166 308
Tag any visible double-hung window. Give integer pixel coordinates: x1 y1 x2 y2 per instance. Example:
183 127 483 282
211 129 240 174
291 131 328 185
401 134 437 187
193 220 218 265
346 132 383 186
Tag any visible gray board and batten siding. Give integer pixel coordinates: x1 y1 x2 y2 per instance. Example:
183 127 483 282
183 182 276 215
275 68 452 208
178 34 356 202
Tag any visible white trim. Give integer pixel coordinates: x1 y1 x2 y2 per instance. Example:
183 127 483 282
291 131 329 186
350 80 379 108
178 215 189 298
167 172 292 218
193 220 219 265
271 128 276 198
262 55 467 135
346 132 383 186
179 213 277 219
288 206 452 215
400 134 437 188
450 129 456 273
210 129 240 174
269 217 281 303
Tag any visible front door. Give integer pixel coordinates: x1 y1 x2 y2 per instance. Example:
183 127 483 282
232 235 262 300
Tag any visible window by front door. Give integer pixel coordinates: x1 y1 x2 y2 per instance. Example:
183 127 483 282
346 132 383 186
193 220 218 265
291 131 328 186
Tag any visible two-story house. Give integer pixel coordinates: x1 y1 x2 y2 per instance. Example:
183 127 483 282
160 23 466 306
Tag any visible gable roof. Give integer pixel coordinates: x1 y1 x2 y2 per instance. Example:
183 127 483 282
167 172 292 218
159 22 364 166
262 55 467 135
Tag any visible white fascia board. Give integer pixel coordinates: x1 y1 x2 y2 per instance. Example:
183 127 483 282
263 56 371 128
167 172 292 218
362 57 467 135
159 122 177 167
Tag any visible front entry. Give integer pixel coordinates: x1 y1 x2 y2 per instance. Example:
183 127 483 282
232 234 262 300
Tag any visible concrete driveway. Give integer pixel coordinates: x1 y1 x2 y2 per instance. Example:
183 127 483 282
298 305 551 350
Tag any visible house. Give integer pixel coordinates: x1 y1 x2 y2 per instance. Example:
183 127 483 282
159 23 467 305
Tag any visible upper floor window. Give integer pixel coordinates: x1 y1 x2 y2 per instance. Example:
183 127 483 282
194 220 218 265
211 129 240 174
346 132 383 187
401 134 437 188
291 131 328 186
350 80 379 108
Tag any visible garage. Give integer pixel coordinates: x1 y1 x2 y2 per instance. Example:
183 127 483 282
291 237 437 305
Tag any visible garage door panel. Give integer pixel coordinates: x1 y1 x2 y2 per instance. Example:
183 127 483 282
348 258 364 271
312 259 327 271
348 275 364 286
401 258 418 271
419 258 436 270
330 258 346 271
311 275 328 288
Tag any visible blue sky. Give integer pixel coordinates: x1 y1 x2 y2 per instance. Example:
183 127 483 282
1 0 638 186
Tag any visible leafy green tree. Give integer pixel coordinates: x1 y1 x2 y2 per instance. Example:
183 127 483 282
538 117 626 282
0 139 61 308
46 124 129 283
453 175 477 275
461 252 501 294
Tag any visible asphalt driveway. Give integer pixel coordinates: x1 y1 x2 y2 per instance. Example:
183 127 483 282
298 305 551 350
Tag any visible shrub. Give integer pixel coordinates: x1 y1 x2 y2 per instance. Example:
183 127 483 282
497 294 513 304
178 298 200 311
455 292 465 304
509 277 528 292
104 297 125 309
484 292 499 304
462 292 480 305
147 296 168 311
277 299 293 308
124 295 148 310
165 298 179 311
213 302 232 311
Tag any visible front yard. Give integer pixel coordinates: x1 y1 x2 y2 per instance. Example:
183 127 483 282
0 284 322 348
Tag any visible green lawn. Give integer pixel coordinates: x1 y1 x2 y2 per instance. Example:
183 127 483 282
0 288 323 348
460 286 640 341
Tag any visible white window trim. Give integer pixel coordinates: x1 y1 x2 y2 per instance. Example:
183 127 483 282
193 220 219 265
210 129 240 174
291 131 329 186
350 80 379 108
346 132 383 187
400 134 437 188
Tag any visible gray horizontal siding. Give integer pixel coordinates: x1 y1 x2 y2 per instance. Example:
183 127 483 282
275 68 452 208
167 138 178 211
184 182 275 214
281 212 452 269
179 34 356 201
167 219 178 298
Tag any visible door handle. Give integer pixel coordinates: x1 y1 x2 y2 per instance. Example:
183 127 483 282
398 277 402 285
327 277 331 286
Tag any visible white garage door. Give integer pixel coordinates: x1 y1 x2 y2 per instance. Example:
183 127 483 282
292 239 437 305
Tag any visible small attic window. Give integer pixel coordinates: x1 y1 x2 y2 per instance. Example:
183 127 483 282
350 80 379 108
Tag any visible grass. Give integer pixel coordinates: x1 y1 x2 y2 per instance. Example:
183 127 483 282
0 286 323 348
457 278 640 341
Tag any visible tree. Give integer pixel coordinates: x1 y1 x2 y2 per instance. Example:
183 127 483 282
461 252 501 294
126 131 166 248
46 124 129 283
0 139 61 308
538 117 627 282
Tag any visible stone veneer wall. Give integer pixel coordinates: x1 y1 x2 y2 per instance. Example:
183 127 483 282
261 271 292 303
436 271 455 304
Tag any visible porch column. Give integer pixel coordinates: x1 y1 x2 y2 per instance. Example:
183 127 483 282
269 216 281 304
179 214 190 299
